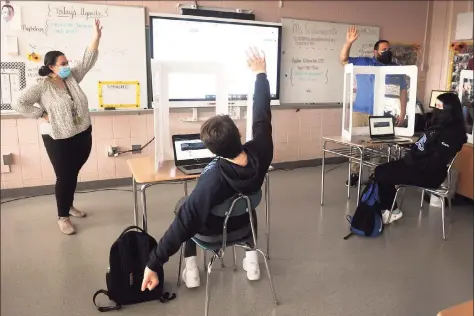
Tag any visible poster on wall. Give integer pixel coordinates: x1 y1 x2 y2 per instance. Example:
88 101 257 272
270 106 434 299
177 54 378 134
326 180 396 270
0 61 26 110
1 1 21 30
447 41 474 92
391 44 420 66
459 70 474 143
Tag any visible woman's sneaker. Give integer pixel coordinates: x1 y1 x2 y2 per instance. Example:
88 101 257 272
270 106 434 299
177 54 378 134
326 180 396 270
69 206 87 218
182 256 200 288
58 217 76 235
382 209 403 224
242 250 260 281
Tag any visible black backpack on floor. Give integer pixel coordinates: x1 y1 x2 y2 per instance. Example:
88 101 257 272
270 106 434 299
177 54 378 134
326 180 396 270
344 180 384 239
93 226 175 312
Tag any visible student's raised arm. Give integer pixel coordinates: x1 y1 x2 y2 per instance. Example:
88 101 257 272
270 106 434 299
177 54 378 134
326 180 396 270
246 48 272 143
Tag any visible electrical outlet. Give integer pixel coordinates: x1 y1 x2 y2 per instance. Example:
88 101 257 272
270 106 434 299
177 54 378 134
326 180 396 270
132 144 142 154
107 146 118 157
2 153 13 165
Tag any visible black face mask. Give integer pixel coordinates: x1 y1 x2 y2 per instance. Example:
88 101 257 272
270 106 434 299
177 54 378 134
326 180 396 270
431 106 453 127
377 50 393 64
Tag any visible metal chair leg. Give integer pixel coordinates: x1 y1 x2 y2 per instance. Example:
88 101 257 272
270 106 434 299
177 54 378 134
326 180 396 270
220 257 225 268
256 249 279 305
177 243 184 287
420 189 425 208
399 187 407 209
205 255 217 316
320 143 326 206
440 196 446 240
447 197 453 222
232 246 237 271
265 174 271 259
388 187 403 224
203 250 207 270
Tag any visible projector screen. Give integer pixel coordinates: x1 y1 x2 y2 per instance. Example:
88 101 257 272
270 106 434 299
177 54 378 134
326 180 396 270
150 15 281 101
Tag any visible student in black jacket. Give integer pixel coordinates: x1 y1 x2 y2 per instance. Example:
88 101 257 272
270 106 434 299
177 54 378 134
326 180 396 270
375 92 467 224
141 48 273 291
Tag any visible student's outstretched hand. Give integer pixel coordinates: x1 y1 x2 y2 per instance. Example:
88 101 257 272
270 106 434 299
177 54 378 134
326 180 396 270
246 47 266 75
141 266 159 291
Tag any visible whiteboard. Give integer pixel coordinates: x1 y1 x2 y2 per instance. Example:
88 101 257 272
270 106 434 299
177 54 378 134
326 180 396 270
280 18 379 105
0 1 147 111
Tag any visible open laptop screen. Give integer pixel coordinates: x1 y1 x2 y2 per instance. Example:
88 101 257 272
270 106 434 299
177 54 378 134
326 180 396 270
369 116 394 137
172 134 215 166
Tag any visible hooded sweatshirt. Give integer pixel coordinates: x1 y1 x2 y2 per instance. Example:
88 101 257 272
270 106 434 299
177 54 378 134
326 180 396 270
404 93 467 185
147 73 273 271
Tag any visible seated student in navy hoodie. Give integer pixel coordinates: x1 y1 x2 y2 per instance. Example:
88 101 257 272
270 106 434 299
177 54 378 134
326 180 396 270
141 48 273 291
375 92 467 224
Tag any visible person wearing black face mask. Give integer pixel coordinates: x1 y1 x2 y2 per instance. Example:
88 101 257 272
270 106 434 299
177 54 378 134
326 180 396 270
340 26 409 187
373 92 467 224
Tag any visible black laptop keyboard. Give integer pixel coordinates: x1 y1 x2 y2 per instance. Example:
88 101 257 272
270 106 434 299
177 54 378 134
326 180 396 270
183 164 208 170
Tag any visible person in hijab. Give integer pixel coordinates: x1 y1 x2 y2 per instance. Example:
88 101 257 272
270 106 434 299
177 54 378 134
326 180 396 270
374 92 467 223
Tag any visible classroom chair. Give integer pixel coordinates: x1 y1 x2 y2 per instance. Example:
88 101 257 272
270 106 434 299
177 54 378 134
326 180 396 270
388 154 459 240
176 192 278 316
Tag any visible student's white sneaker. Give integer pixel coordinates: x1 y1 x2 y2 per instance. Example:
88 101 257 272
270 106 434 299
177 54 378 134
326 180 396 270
182 256 200 288
242 250 260 281
382 209 403 224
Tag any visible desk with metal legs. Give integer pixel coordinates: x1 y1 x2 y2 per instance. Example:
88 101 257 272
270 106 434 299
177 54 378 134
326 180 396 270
320 136 414 206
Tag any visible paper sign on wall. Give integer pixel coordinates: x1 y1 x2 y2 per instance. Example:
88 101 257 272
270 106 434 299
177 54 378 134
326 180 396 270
455 12 474 41
98 81 140 108
6 36 18 56
1 2 22 30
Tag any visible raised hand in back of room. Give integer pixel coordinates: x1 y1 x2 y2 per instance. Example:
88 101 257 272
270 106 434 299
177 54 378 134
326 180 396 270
246 47 266 75
346 25 359 44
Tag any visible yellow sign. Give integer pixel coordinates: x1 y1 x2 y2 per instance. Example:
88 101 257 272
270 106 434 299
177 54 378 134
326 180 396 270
98 81 140 108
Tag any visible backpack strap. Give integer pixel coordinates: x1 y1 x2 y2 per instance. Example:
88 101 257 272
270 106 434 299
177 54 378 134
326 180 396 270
93 290 122 312
343 233 353 240
119 226 145 238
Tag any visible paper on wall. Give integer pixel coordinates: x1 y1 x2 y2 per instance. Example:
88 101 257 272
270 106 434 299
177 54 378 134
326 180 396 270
6 36 18 56
1 2 22 30
455 12 474 41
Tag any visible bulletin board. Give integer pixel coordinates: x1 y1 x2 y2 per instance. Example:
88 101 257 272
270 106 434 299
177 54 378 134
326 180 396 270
0 1 148 111
391 43 421 66
447 41 474 92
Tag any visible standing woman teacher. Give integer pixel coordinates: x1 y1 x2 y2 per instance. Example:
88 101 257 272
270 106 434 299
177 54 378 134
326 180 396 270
13 19 102 235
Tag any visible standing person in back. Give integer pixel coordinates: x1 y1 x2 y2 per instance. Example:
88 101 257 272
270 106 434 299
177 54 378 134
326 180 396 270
340 25 408 186
141 48 273 291
13 19 102 235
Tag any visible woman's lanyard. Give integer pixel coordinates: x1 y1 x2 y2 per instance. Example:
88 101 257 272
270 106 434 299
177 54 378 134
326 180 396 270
63 82 81 126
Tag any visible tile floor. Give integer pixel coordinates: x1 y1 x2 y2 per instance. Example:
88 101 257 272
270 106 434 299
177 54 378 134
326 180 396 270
1 165 473 316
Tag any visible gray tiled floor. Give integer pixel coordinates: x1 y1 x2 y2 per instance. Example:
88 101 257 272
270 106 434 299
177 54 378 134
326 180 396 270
1 165 473 316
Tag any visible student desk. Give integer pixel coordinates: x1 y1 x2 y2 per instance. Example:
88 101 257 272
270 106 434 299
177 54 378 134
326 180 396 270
320 136 416 206
126 157 273 257
437 300 473 316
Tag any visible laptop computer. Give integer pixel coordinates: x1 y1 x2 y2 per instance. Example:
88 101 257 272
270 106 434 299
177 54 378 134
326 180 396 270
368 116 407 142
172 134 215 175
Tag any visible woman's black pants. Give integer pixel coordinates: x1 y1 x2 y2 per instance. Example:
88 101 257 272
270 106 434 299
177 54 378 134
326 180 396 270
42 126 92 217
